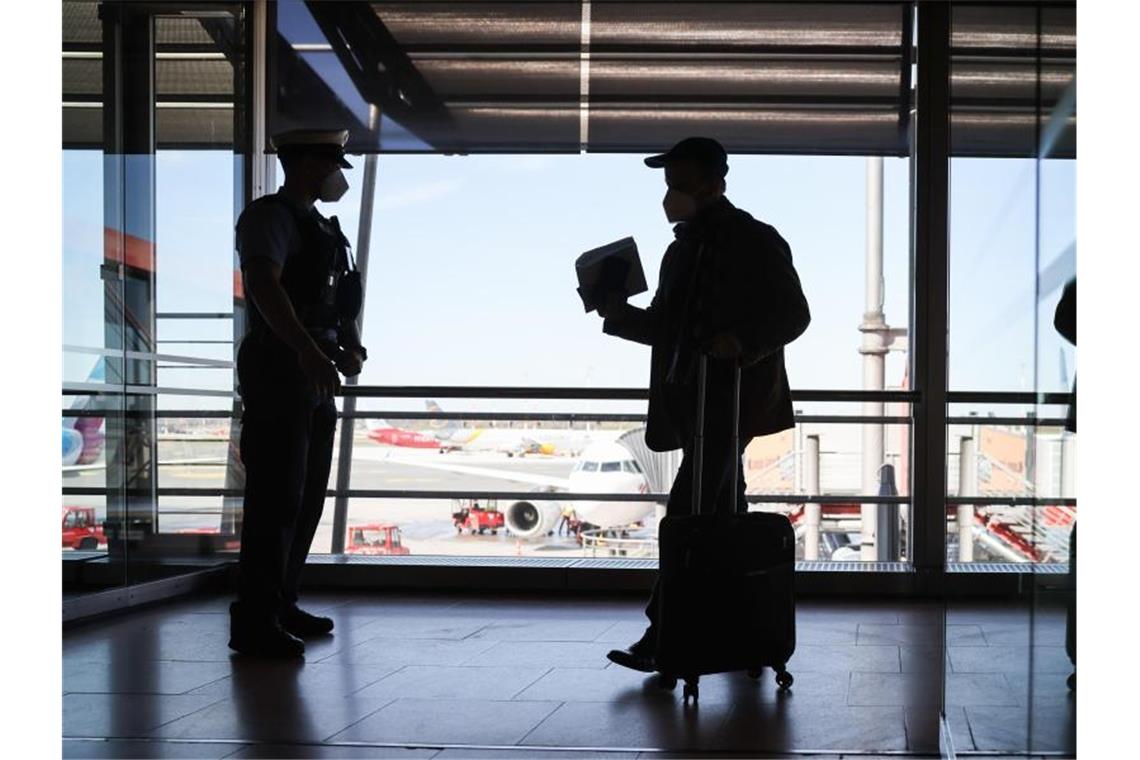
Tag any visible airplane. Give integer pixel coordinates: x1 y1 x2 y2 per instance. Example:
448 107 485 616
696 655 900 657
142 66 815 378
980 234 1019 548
357 439 653 539
365 419 441 449
63 358 106 468
365 401 619 457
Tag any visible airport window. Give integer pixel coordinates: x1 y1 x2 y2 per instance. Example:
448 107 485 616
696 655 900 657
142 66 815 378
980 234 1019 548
59 0 1073 579
944 2 1075 567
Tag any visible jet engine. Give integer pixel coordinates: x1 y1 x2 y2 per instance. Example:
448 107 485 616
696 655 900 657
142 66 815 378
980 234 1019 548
504 487 563 539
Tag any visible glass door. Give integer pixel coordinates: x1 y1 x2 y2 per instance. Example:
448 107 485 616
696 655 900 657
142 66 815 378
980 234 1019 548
63 1 249 597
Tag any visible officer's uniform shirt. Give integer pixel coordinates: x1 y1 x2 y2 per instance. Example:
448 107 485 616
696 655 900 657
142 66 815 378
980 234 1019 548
236 190 337 344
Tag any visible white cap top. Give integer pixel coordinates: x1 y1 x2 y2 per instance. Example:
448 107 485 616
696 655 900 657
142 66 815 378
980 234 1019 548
270 129 350 151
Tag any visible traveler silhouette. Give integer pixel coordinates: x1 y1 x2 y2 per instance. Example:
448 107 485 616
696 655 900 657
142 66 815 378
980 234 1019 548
230 129 369 658
596 137 810 671
1054 277 1076 689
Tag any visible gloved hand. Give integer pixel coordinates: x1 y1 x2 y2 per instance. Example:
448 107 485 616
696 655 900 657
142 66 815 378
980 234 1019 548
334 347 365 378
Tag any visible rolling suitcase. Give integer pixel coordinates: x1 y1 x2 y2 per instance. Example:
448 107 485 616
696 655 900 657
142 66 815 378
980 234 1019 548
655 354 797 704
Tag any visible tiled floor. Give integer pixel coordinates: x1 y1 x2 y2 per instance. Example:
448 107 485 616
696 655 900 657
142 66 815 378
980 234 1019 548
62 592 1075 758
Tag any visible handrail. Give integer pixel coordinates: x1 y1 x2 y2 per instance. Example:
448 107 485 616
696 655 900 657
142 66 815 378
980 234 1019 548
948 391 1073 405
60 408 913 424
59 382 1077 407
61 485 912 504
61 407 1071 427
62 384 917 402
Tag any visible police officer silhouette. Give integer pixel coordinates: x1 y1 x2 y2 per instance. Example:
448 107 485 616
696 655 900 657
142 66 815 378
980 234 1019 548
230 129 367 657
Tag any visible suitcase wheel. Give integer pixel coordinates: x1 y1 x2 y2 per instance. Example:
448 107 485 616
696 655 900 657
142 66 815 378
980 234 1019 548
682 677 699 704
747 668 763 680
775 668 794 691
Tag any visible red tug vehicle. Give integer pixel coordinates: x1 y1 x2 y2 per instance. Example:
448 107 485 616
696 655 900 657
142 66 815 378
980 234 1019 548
452 500 505 535
346 524 410 555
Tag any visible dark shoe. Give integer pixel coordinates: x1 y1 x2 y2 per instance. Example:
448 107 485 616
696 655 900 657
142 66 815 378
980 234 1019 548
607 646 656 673
606 627 657 672
229 602 305 658
280 605 334 638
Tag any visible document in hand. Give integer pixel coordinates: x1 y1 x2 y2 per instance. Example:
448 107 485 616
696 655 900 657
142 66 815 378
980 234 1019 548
575 237 648 313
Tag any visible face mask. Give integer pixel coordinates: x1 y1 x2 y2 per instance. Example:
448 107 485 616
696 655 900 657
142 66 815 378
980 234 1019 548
318 168 349 203
663 187 698 223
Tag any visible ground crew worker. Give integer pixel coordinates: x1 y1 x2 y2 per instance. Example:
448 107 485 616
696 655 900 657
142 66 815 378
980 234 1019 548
229 129 368 658
596 137 810 672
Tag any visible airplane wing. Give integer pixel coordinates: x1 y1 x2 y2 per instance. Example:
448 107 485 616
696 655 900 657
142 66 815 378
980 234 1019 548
352 448 570 490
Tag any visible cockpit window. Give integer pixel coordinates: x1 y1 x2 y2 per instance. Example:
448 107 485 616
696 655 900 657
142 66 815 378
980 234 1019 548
621 460 643 474
601 461 622 472
582 461 599 472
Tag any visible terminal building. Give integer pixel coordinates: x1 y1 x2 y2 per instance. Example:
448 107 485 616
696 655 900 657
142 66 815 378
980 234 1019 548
61 1 1076 757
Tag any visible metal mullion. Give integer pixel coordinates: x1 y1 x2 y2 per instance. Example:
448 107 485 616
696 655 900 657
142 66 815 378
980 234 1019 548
911 1 951 589
948 390 1071 404
946 416 1067 426
155 311 234 319
331 111 380 555
908 3 951 750
946 496 1076 507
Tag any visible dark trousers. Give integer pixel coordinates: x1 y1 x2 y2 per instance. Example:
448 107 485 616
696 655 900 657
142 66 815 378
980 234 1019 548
642 422 750 636
236 335 337 618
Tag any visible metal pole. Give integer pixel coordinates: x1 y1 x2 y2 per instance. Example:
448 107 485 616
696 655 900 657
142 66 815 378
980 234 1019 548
1060 434 1076 499
860 156 886 560
957 436 976 562
330 107 379 555
908 4 951 750
878 463 900 562
805 435 822 560
911 0 951 588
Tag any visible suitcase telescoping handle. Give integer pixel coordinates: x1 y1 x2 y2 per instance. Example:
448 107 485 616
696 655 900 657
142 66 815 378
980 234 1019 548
690 353 743 517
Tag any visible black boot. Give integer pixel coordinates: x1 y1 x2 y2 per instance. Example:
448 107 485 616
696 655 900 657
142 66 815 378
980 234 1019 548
607 627 657 672
229 601 305 658
280 604 334 638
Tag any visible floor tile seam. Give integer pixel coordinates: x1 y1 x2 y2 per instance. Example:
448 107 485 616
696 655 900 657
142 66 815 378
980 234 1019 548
323 633 489 653
901 700 911 752
591 619 628 644
511 701 578 747
508 666 557 701
181 671 239 696
345 665 412 697
137 693 235 737
321 696 402 743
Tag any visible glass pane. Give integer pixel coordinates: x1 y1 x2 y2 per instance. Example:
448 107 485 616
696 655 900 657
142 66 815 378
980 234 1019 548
945 3 1076 755
1030 3 1077 752
63 5 247 599
63 0 124 593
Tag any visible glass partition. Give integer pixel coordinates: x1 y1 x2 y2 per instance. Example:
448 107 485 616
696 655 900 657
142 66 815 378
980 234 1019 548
62 1 249 596
943 2 1076 754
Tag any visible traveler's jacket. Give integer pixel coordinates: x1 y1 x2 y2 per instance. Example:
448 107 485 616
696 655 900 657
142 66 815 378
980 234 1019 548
603 197 810 451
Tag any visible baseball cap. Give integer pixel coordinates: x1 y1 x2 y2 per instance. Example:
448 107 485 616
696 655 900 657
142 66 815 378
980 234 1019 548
644 136 728 178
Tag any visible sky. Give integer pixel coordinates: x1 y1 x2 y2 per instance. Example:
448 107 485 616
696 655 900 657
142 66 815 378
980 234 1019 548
62 149 1076 414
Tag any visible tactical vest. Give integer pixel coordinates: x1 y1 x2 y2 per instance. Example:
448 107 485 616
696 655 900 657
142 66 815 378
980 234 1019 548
242 195 361 339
